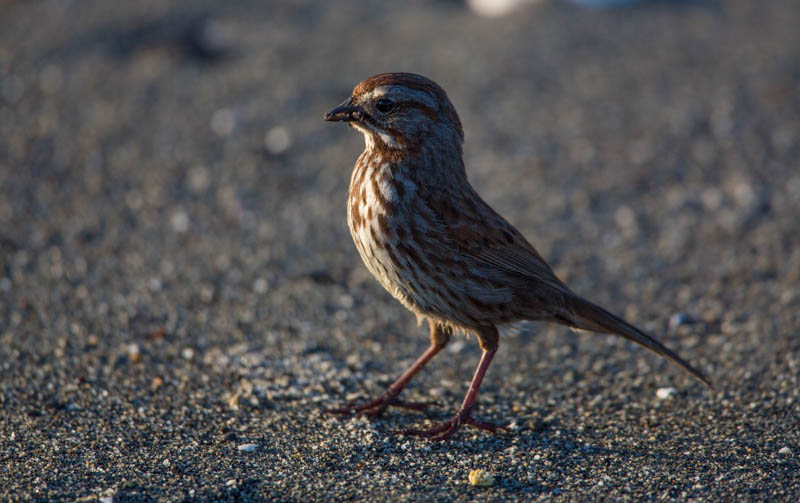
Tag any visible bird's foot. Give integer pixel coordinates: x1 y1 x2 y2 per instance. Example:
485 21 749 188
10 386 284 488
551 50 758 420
403 409 506 440
325 394 437 418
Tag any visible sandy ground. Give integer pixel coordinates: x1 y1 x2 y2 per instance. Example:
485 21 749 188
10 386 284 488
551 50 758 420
1 0 799 501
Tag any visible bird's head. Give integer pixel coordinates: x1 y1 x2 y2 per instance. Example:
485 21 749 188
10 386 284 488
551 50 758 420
324 73 464 154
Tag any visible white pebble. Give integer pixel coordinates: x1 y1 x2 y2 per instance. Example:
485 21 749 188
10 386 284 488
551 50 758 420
669 312 693 329
188 166 211 193
656 387 678 400
468 468 495 487
170 210 190 233
127 343 141 359
778 446 792 456
338 294 354 309
238 443 257 453
253 278 268 294
148 277 162 292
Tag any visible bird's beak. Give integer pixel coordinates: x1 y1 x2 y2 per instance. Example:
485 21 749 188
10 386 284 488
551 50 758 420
324 97 362 122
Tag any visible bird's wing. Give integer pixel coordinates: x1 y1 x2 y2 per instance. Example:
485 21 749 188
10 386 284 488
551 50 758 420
426 188 565 288
423 186 711 386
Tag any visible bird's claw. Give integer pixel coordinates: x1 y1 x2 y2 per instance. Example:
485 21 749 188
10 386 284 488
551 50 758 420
403 410 506 440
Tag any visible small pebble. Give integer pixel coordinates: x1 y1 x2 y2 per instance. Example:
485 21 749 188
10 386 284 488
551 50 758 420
669 312 695 329
656 387 678 400
151 376 164 391
468 469 494 487
199 284 215 303
253 278 268 294
127 343 141 363
148 277 162 292
238 443 257 453
778 446 791 456
188 166 211 193
170 211 190 233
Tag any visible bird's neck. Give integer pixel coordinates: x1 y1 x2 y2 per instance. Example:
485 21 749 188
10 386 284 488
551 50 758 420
359 131 467 187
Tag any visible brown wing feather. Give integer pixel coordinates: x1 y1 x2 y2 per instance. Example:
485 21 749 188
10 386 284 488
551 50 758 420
426 186 710 386
433 187 565 288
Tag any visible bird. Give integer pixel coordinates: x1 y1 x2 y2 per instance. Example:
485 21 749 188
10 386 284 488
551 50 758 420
323 72 710 440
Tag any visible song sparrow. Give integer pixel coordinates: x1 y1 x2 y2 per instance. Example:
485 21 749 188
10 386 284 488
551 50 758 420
324 72 710 440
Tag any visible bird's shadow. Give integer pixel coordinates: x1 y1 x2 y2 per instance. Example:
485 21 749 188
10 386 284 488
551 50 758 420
394 421 748 495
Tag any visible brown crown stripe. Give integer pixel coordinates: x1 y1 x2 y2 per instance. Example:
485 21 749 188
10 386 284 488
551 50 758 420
353 72 446 99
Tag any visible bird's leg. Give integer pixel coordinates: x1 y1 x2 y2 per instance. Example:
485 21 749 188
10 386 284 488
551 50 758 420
404 325 505 440
326 323 451 417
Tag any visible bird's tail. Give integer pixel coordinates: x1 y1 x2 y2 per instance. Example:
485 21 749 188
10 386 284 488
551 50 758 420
566 295 711 386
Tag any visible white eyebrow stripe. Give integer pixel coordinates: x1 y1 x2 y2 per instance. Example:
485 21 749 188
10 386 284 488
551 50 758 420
362 86 438 110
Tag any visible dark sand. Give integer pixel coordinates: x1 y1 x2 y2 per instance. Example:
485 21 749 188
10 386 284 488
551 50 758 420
1 0 798 500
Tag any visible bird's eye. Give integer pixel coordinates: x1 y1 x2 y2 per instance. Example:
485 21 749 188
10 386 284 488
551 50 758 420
375 98 394 114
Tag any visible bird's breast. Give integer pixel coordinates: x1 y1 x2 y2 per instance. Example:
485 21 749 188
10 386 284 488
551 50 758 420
346 154 422 307
345 152 517 327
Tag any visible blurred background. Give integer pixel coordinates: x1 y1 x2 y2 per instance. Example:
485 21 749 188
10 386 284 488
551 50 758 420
1 0 799 500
